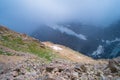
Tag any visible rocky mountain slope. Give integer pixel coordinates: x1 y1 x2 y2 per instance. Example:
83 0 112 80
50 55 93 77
0 25 120 80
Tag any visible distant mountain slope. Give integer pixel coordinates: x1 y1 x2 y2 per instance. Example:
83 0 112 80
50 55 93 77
31 21 120 59
103 20 120 39
92 20 120 59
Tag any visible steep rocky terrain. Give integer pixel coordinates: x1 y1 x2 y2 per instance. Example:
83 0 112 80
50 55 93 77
0 25 120 80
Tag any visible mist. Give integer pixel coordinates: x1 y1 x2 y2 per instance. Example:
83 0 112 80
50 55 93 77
48 24 87 40
0 0 120 33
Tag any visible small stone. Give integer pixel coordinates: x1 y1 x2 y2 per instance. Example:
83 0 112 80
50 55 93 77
11 71 18 77
72 72 79 78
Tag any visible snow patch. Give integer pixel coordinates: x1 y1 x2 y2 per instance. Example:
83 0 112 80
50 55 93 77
102 38 120 45
51 45 63 51
77 56 81 59
92 45 104 58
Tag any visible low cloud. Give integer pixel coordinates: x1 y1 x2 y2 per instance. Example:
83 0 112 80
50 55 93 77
48 24 87 40
0 0 120 33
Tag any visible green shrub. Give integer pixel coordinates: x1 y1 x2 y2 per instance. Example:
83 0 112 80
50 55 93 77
0 49 13 56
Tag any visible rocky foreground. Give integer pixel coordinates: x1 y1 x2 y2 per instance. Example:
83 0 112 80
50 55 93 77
0 50 120 80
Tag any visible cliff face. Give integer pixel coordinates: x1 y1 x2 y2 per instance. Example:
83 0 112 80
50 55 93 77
0 25 120 80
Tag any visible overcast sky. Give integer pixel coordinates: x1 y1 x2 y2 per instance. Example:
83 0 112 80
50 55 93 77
0 0 120 33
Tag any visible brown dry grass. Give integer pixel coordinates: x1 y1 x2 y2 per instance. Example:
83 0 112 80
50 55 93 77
43 42 108 64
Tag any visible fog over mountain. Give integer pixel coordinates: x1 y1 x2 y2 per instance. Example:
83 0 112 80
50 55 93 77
0 0 120 58
0 0 120 31
47 24 87 40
